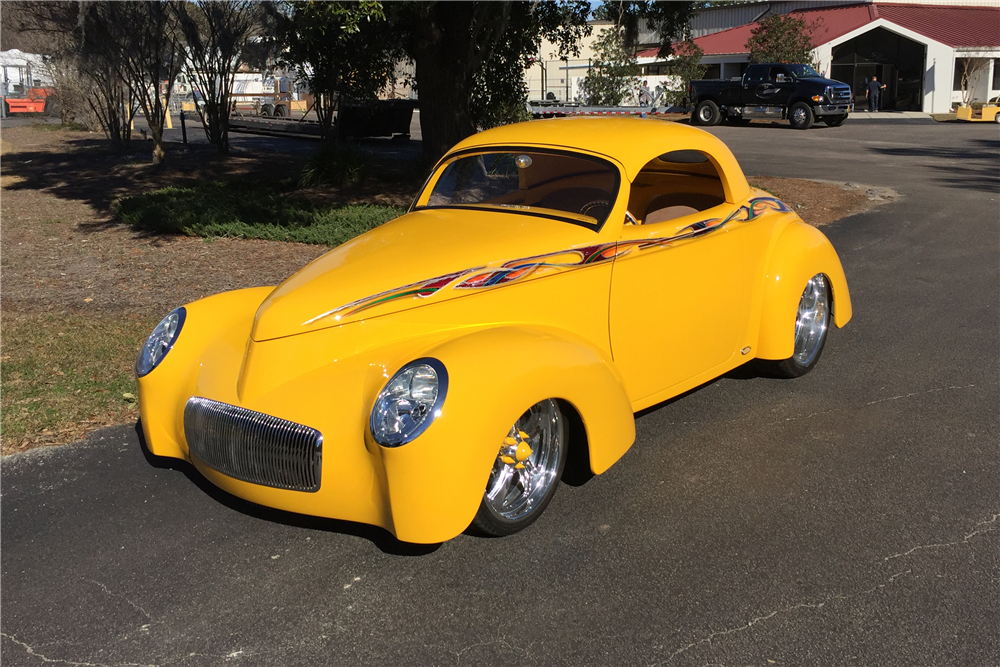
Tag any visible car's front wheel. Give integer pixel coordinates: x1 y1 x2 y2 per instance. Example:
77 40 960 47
767 274 831 378
471 399 567 537
823 114 848 127
788 102 814 129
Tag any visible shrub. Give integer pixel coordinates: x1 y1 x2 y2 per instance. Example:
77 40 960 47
115 180 403 246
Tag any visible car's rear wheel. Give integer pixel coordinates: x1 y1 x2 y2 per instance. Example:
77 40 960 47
789 102 814 129
692 100 721 126
767 274 831 378
471 399 567 537
823 114 848 127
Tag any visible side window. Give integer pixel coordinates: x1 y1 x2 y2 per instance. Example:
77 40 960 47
745 65 767 83
769 66 788 82
627 151 727 226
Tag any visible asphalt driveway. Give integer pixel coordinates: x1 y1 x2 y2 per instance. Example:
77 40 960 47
3 119 998 666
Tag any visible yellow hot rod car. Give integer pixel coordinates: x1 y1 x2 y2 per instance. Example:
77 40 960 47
137 117 851 544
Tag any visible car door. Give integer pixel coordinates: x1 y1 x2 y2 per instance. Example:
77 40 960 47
752 65 793 108
608 206 753 403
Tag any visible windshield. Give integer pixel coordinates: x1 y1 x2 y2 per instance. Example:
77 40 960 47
417 149 620 230
787 64 822 78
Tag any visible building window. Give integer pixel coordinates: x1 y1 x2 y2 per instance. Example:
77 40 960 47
993 59 1000 90
954 62 963 92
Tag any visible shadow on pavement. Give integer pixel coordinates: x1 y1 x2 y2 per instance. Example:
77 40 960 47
134 420 442 557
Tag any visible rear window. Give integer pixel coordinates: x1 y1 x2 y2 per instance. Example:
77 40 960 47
417 149 620 230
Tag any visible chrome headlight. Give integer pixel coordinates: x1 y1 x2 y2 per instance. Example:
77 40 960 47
370 358 448 447
136 307 186 377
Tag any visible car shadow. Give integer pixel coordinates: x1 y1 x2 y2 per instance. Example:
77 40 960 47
134 421 441 557
633 359 773 420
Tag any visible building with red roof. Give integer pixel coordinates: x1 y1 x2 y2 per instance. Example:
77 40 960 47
637 1 1000 113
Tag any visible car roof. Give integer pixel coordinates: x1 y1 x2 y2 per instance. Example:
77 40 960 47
448 117 751 203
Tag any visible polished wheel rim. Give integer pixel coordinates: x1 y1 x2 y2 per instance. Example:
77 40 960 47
484 399 563 522
791 107 807 124
698 106 712 122
792 274 829 365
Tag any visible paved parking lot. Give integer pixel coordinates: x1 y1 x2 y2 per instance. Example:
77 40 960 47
2 119 998 666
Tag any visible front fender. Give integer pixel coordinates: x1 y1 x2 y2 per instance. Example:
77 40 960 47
138 286 275 460
755 221 852 360
379 326 635 543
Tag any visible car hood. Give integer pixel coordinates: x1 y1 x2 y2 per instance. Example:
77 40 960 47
800 76 849 88
251 208 604 341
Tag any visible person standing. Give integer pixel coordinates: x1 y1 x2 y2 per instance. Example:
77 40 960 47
639 80 652 107
867 76 886 112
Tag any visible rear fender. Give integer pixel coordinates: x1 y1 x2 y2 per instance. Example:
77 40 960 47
378 325 635 543
755 221 852 360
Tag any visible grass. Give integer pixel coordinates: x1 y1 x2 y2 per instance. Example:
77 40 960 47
115 180 405 246
0 312 157 454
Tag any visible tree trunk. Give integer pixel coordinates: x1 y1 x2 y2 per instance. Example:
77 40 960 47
410 3 493 164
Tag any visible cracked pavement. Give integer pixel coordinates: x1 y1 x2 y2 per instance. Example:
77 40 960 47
3 120 998 666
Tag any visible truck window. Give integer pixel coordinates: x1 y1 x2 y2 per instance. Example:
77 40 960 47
768 66 789 82
745 65 768 83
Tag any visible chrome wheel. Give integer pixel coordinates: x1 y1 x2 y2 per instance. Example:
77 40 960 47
792 274 830 366
472 399 567 536
791 107 808 125
698 106 713 122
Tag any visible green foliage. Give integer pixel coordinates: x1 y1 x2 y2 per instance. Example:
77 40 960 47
114 181 403 246
580 26 641 106
281 2 401 142
298 145 368 188
470 1 591 129
745 14 815 65
661 39 707 106
595 1 697 57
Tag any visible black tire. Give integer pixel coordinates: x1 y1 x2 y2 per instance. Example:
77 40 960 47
273 104 287 118
766 274 831 378
692 100 721 126
788 101 814 130
823 114 848 127
471 399 567 537
259 104 274 117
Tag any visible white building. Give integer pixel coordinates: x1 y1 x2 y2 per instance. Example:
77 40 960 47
636 0 1000 113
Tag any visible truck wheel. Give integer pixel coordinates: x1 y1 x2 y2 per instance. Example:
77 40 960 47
273 104 287 118
692 100 721 126
259 104 274 117
789 102 814 130
823 114 847 127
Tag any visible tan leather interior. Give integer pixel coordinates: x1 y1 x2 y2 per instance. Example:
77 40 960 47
644 205 699 225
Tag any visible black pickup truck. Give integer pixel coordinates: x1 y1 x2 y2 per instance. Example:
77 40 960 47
689 63 853 129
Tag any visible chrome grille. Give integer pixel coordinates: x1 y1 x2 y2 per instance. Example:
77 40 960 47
830 86 852 102
184 397 322 492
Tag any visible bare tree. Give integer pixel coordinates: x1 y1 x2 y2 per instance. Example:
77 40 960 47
3 2 136 148
957 56 990 107
175 1 270 155
111 2 184 164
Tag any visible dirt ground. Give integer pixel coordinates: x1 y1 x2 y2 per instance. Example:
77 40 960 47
0 125 892 452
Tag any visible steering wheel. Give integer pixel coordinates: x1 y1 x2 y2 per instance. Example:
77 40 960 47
579 200 610 218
